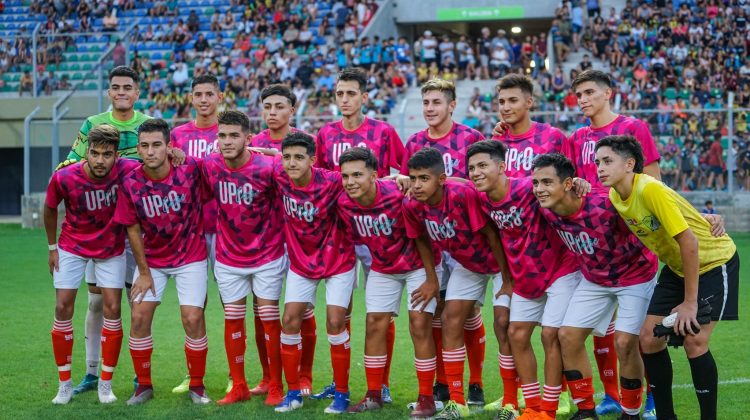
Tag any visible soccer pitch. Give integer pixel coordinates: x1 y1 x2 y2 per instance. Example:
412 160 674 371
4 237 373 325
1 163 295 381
0 224 747 419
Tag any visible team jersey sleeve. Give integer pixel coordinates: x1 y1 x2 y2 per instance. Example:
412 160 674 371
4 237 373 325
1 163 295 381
388 127 405 170
45 172 64 208
314 132 329 169
59 119 93 169
113 187 138 227
464 186 489 232
632 120 661 165
561 133 576 162
399 142 413 176
402 199 424 239
640 182 689 238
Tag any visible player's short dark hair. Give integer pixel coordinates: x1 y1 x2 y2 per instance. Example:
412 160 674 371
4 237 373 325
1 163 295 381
571 69 613 91
595 135 644 173
336 67 367 92
705 200 713 206
281 131 316 156
338 147 378 171
496 74 534 96
532 153 576 181
261 83 297 107
137 118 170 143
421 78 456 102
109 65 139 83
88 124 120 151
218 110 251 133
408 147 445 175
191 74 220 90
467 140 507 164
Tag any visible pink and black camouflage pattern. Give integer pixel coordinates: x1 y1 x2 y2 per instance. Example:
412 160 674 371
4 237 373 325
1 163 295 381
401 122 485 179
251 127 303 152
492 122 570 178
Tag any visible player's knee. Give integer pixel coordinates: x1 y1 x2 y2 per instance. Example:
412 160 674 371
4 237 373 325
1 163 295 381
683 334 710 358
326 316 346 334
282 313 302 333
54 301 74 320
614 333 639 358
541 327 559 348
181 309 204 331
494 310 510 331
558 327 580 351
508 323 530 347
365 313 387 335
409 316 431 341
102 299 121 319
130 311 149 333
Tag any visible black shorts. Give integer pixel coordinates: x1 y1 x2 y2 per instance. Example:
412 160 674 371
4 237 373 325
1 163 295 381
648 252 740 321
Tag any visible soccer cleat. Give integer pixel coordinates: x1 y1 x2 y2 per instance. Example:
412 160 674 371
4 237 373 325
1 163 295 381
517 408 542 419
569 409 600 420
433 382 450 402
434 400 471 419
595 394 622 415
189 386 211 404
52 380 73 405
408 399 445 411
300 377 313 397
617 414 640 420
517 389 526 409
494 404 519 420
323 391 350 414
557 391 572 416
72 374 98 395
467 382 485 406
275 390 304 413
126 386 154 405
536 412 556 420
265 383 285 406
97 380 117 404
348 390 383 413
217 384 252 405
171 374 190 394
249 378 269 395
312 381 336 399
642 391 656 420
381 384 393 404
410 394 437 418
484 397 507 411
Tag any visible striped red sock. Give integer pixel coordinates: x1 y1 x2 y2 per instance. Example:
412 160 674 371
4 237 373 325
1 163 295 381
129 335 153 386
382 319 395 387
329 331 351 393
258 305 282 388
463 314 486 387
541 384 562 417
567 377 595 410
443 346 467 405
415 357 437 396
280 332 302 391
521 381 542 411
253 304 270 384
51 319 73 382
300 309 316 384
432 318 446 384
185 335 208 387
100 318 123 381
499 353 519 408
364 354 387 392
593 322 619 401
224 304 247 386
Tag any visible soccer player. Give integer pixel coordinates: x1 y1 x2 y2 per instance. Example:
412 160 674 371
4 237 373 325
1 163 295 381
313 67 405 402
595 135 740 420
273 132 356 414
201 110 286 406
531 153 659 420
467 141 582 420
45 125 138 405
336 147 440 416
114 119 210 405
401 78 488 406
403 147 512 419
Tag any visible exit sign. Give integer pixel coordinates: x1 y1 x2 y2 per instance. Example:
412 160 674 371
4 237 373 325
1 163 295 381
436 6 525 21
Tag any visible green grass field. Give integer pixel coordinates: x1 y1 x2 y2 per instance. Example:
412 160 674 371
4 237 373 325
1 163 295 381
0 224 747 419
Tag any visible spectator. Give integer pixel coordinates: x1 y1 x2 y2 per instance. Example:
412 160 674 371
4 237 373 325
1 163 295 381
702 200 716 214
660 152 679 188
706 133 725 191
19 71 32 96
420 30 438 66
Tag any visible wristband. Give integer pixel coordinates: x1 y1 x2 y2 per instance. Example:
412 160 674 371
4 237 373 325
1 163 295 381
48 244 57 251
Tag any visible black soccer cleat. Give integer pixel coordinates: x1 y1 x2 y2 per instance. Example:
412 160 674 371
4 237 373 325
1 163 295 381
467 383 485 406
433 382 450 402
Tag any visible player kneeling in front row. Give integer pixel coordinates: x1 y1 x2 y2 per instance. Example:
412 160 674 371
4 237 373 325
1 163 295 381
595 136 740 420
114 119 211 405
336 148 441 416
45 125 139 405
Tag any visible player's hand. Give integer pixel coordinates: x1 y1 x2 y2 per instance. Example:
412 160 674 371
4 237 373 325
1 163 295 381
55 159 77 171
671 300 699 336
491 121 510 138
395 174 412 194
48 249 59 275
704 213 725 237
572 177 591 197
130 272 156 304
169 148 186 166
495 280 513 300
411 278 439 312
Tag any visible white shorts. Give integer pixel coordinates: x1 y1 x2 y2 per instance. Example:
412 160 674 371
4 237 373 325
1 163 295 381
214 255 287 303
284 267 357 309
510 271 583 327
205 233 216 272
562 275 657 336
366 269 438 315
85 239 135 287
492 272 512 308
354 244 372 288
444 261 498 304
133 260 209 308
55 249 126 290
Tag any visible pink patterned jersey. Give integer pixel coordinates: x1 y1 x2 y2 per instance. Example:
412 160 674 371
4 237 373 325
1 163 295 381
337 180 439 275
539 188 658 287
401 122 485 178
114 157 207 268
170 120 219 234
477 177 579 299
201 152 284 268
566 115 660 186
492 122 570 178
46 159 139 259
273 161 355 279
316 117 404 177
403 180 499 274
251 127 303 151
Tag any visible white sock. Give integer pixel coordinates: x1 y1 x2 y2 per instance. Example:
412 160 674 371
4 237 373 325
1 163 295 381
85 292 104 376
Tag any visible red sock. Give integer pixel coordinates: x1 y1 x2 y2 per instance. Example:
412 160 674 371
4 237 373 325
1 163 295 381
51 319 73 382
224 304 247 386
415 357 437 396
521 382 541 411
329 331 351 393
280 332 302 391
432 318 446 384
100 318 123 381
185 335 208 387
593 323 620 401
259 305 282 388
567 377 595 410
382 319 395 387
620 377 643 416
499 353 519 408
300 309 316 383
443 346 467 405
364 354 387 392
253 304 270 383
541 384 562 417
463 314 486 387
129 335 153 386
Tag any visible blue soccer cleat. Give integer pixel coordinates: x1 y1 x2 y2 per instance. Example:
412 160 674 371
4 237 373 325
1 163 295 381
595 394 622 415
642 391 656 420
324 391 350 414
312 382 336 400
275 390 304 412
381 384 392 404
72 374 98 395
